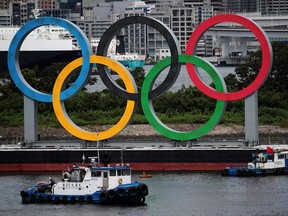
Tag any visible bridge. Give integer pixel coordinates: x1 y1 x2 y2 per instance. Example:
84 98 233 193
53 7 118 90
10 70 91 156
205 15 288 65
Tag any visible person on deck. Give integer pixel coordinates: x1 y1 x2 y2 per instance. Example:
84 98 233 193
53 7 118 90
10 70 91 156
49 177 56 186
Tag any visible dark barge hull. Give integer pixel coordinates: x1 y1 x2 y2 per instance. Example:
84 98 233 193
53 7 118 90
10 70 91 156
0 50 82 72
0 148 256 172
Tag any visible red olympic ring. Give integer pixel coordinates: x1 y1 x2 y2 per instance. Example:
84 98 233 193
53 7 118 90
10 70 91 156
185 14 272 101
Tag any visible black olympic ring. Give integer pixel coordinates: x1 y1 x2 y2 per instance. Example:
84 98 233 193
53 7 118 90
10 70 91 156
96 16 181 100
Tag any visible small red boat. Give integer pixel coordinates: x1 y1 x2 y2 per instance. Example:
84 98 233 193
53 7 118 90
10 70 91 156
139 172 152 178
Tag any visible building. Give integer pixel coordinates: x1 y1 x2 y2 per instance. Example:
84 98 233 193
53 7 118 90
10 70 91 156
0 9 11 26
9 2 35 26
210 0 224 13
144 0 174 13
147 13 171 59
170 6 194 54
169 5 213 55
258 0 288 15
122 1 151 56
59 0 82 14
182 0 224 13
76 19 112 41
36 0 59 10
82 2 112 20
0 0 10 10
223 0 257 13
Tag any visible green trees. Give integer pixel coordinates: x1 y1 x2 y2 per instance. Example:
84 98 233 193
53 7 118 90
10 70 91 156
1 42 288 127
225 41 288 126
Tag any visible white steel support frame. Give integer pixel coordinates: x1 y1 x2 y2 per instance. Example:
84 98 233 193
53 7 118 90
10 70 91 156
244 91 259 146
24 95 38 143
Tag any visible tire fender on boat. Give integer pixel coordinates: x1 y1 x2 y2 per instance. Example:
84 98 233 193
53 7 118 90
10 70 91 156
62 196 67 203
54 196 60 204
99 192 108 202
128 187 137 196
108 189 116 199
70 196 76 203
117 188 126 198
137 184 148 196
78 196 84 202
30 194 36 203
86 196 93 203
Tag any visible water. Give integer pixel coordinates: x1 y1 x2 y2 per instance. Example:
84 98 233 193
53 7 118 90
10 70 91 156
1 172 288 216
86 65 235 93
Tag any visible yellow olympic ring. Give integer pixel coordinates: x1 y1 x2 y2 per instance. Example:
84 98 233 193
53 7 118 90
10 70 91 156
52 55 137 141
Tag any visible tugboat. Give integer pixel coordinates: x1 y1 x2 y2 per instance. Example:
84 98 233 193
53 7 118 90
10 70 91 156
20 157 148 204
222 147 288 177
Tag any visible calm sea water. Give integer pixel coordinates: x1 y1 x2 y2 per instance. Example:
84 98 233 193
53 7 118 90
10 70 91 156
86 65 235 93
1 172 288 216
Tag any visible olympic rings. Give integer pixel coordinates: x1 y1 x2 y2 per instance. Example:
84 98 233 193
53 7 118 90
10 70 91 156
96 16 181 101
52 55 137 141
141 55 227 140
7 15 273 141
186 14 272 101
8 17 91 102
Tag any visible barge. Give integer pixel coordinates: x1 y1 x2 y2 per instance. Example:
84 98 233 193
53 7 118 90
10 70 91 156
0 141 266 172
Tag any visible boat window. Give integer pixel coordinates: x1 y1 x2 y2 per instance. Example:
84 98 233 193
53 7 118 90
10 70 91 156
91 171 101 177
80 170 86 181
70 170 81 182
267 154 274 161
103 172 108 178
278 154 285 159
117 170 121 176
110 170 116 176
126 169 131 176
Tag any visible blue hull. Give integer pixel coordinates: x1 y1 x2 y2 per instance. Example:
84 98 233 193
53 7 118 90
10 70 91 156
221 167 288 177
20 182 148 205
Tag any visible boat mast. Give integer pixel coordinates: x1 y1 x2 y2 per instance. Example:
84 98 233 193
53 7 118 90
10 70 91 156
96 133 100 164
121 144 124 165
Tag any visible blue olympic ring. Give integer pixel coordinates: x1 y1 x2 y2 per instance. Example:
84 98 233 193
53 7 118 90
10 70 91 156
8 17 91 102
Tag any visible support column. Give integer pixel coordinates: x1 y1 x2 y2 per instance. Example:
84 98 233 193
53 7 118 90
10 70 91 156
245 91 259 146
24 95 38 143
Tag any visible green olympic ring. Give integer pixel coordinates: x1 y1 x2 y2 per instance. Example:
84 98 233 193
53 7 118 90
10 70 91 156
141 54 227 141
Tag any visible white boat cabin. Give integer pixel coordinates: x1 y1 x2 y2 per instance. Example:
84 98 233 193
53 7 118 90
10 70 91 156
248 151 288 171
53 165 132 196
